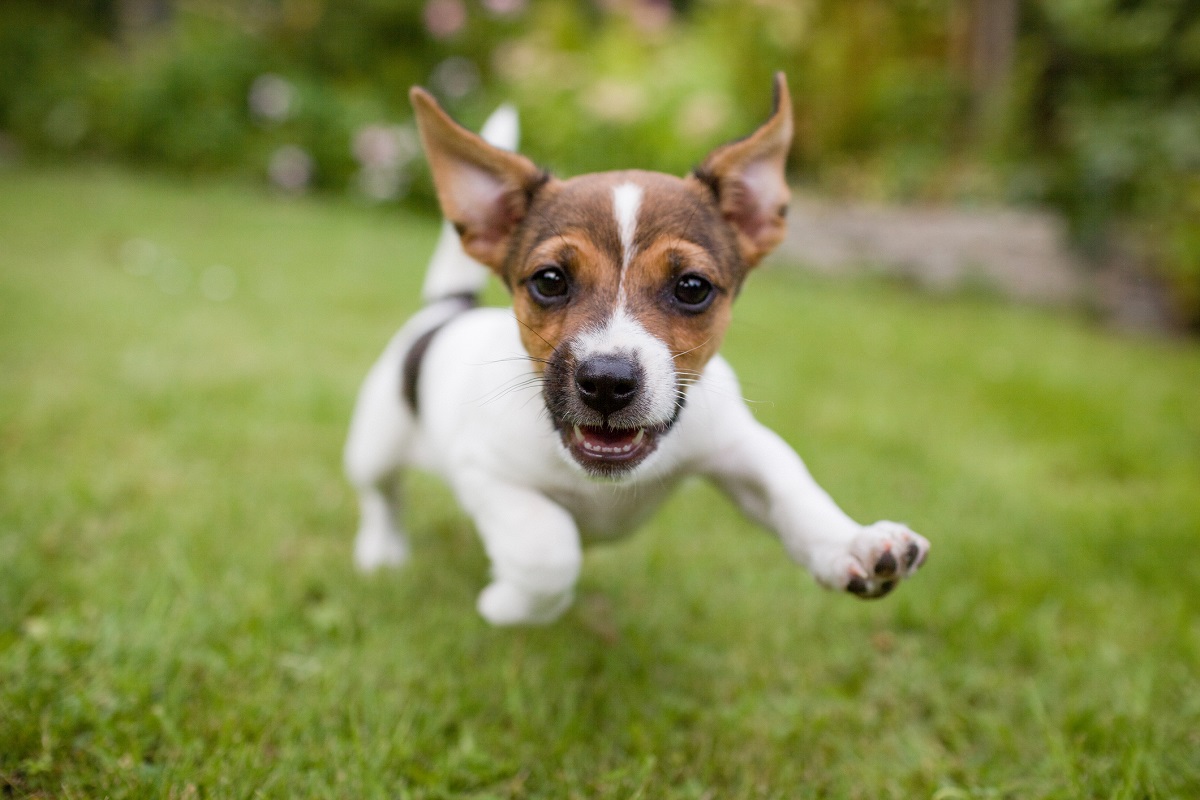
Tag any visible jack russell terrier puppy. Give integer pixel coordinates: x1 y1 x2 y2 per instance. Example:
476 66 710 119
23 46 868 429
344 74 930 626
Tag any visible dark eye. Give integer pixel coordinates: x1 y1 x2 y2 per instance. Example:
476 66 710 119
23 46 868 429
528 266 569 304
673 274 714 310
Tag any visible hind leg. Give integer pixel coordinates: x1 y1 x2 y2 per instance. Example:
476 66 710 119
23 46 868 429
351 473 409 571
344 342 415 571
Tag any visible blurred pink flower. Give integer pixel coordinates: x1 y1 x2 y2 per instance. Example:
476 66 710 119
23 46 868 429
431 56 480 99
677 91 731 142
630 0 673 33
357 166 411 202
483 0 526 15
582 80 646 124
492 40 539 82
352 124 419 202
492 39 580 90
424 0 466 40
353 126 398 170
352 124 419 170
248 74 295 122
595 0 672 33
268 145 313 193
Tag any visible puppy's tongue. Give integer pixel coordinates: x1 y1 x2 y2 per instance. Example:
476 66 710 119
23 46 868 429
573 424 645 453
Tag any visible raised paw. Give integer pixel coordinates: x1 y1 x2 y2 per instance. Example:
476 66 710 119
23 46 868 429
842 520 929 600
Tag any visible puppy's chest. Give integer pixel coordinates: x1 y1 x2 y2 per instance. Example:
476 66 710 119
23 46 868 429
544 478 682 541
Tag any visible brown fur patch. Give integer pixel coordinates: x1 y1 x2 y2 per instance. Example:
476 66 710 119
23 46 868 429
624 236 733 378
510 230 619 368
508 171 744 377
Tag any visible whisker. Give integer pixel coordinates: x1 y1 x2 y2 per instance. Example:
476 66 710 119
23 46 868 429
469 355 551 367
672 337 712 361
672 373 764 406
477 382 545 408
518 391 546 412
485 383 544 405
510 311 560 354
469 372 545 406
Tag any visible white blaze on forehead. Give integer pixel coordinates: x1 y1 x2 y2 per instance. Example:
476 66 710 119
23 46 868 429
572 180 674 427
612 182 643 273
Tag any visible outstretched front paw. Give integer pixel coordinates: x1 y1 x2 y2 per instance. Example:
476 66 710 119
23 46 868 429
841 521 929 599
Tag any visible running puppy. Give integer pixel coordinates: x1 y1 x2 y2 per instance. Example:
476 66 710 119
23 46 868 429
344 74 930 625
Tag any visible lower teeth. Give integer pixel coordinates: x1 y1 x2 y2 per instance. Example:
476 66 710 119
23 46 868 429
580 435 643 455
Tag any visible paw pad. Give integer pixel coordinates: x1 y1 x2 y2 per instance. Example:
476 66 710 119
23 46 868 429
874 550 898 578
842 521 929 600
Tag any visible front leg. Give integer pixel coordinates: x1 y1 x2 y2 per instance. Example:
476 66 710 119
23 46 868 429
454 470 583 625
703 416 929 599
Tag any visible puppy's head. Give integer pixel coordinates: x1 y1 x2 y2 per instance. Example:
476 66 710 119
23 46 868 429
412 75 793 476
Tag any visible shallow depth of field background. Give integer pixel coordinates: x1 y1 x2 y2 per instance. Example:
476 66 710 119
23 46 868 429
2 2 1199 798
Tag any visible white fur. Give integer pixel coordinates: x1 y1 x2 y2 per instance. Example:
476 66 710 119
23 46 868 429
612 181 642 304
345 305 929 625
344 113 929 626
570 307 677 428
612 183 642 269
479 103 519 151
420 221 489 303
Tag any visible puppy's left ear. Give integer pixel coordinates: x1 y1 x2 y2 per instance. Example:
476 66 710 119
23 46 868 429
694 72 794 268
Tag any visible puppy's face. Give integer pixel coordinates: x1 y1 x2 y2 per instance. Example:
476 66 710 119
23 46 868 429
412 75 793 476
508 173 738 474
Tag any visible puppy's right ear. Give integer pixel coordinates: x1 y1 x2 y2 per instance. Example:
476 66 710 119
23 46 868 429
411 88 548 272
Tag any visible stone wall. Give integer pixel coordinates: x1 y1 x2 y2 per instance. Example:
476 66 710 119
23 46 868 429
774 194 1177 332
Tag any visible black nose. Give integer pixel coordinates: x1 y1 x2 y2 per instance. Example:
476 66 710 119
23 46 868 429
575 354 639 415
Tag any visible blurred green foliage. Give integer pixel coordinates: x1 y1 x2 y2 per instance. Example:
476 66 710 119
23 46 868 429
1015 0 1200 322
1 0 1197 325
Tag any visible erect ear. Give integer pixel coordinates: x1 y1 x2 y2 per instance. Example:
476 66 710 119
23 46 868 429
410 87 548 272
694 72 794 268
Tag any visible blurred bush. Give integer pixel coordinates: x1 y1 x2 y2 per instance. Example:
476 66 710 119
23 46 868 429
1015 0 1200 324
1 0 1196 326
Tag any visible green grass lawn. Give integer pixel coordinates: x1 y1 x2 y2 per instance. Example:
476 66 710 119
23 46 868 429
2 167 1198 799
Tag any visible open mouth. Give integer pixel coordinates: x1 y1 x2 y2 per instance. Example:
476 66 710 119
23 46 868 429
562 423 658 469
